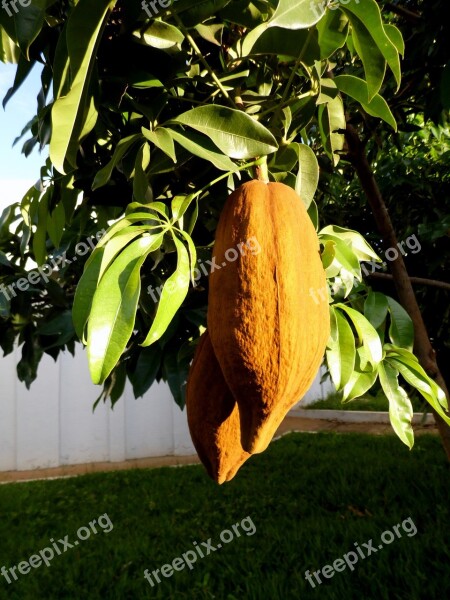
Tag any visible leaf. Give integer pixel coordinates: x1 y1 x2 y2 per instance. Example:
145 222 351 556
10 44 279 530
249 27 320 64
295 143 319 208
386 296 414 351
169 129 238 171
378 362 414 449
172 0 232 28
73 248 105 342
2 54 34 108
130 346 161 398
385 348 449 421
345 14 386 99
87 235 158 384
142 233 191 346
342 362 378 402
268 0 326 29
142 127 176 162
316 9 348 60
171 105 278 159
319 224 380 262
50 0 117 174
334 75 397 130
92 134 142 190
364 291 388 329
0 2 45 60
133 21 184 49
47 202 66 249
335 304 383 366
342 0 401 89
318 95 345 166
326 307 356 389
384 24 405 56
32 188 50 266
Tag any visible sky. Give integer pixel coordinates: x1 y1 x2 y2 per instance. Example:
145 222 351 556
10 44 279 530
0 62 47 212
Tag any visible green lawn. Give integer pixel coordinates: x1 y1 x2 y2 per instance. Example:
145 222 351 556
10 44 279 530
306 391 426 412
0 433 448 600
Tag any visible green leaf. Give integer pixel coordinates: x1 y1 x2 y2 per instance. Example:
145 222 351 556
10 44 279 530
342 0 401 89
142 233 191 346
319 225 380 262
87 235 158 384
130 346 161 398
268 0 326 29
295 143 319 208
248 27 320 64
334 75 397 130
169 129 238 171
171 105 278 159
386 296 414 351
318 95 345 166
0 2 45 60
364 291 388 329
378 362 414 449
316 9 348 60
385 349 449 422
142 127 176 162
335 304 383 366
326 307 356 389
73 248 105 342
32 189 50 266
384 24 405 56
345 14 386 99
50 0 117 174
47 202 66 249
342 352 378 402
92 134 142 190
133 21 184 49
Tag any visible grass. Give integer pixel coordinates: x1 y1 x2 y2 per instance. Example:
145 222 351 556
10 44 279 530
306 391 426 412
0 432 448 600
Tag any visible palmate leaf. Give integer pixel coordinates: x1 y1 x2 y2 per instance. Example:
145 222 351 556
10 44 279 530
87 234 162 384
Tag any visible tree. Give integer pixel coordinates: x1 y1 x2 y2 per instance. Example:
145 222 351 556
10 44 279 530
0 0 449 455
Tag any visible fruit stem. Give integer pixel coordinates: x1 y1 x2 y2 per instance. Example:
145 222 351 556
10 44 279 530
254 156 269 183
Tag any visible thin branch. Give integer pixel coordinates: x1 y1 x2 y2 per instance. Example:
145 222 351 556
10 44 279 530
172 13 236 108
366 272 450 291
384 2 421 24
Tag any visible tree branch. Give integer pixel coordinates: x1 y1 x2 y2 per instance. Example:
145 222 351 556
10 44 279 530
345 123 450 460
384 3 421 24
366 272 450 291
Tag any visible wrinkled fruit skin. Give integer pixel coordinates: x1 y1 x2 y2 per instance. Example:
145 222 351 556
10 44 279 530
186 332 251 484
208 181 330 454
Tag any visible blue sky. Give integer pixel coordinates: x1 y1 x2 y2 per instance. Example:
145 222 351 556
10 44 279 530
0 62 47 210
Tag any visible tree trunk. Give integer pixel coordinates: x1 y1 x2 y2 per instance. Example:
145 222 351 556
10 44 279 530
345 124 450 460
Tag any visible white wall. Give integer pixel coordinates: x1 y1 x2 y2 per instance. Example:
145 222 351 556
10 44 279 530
0 345 331 473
